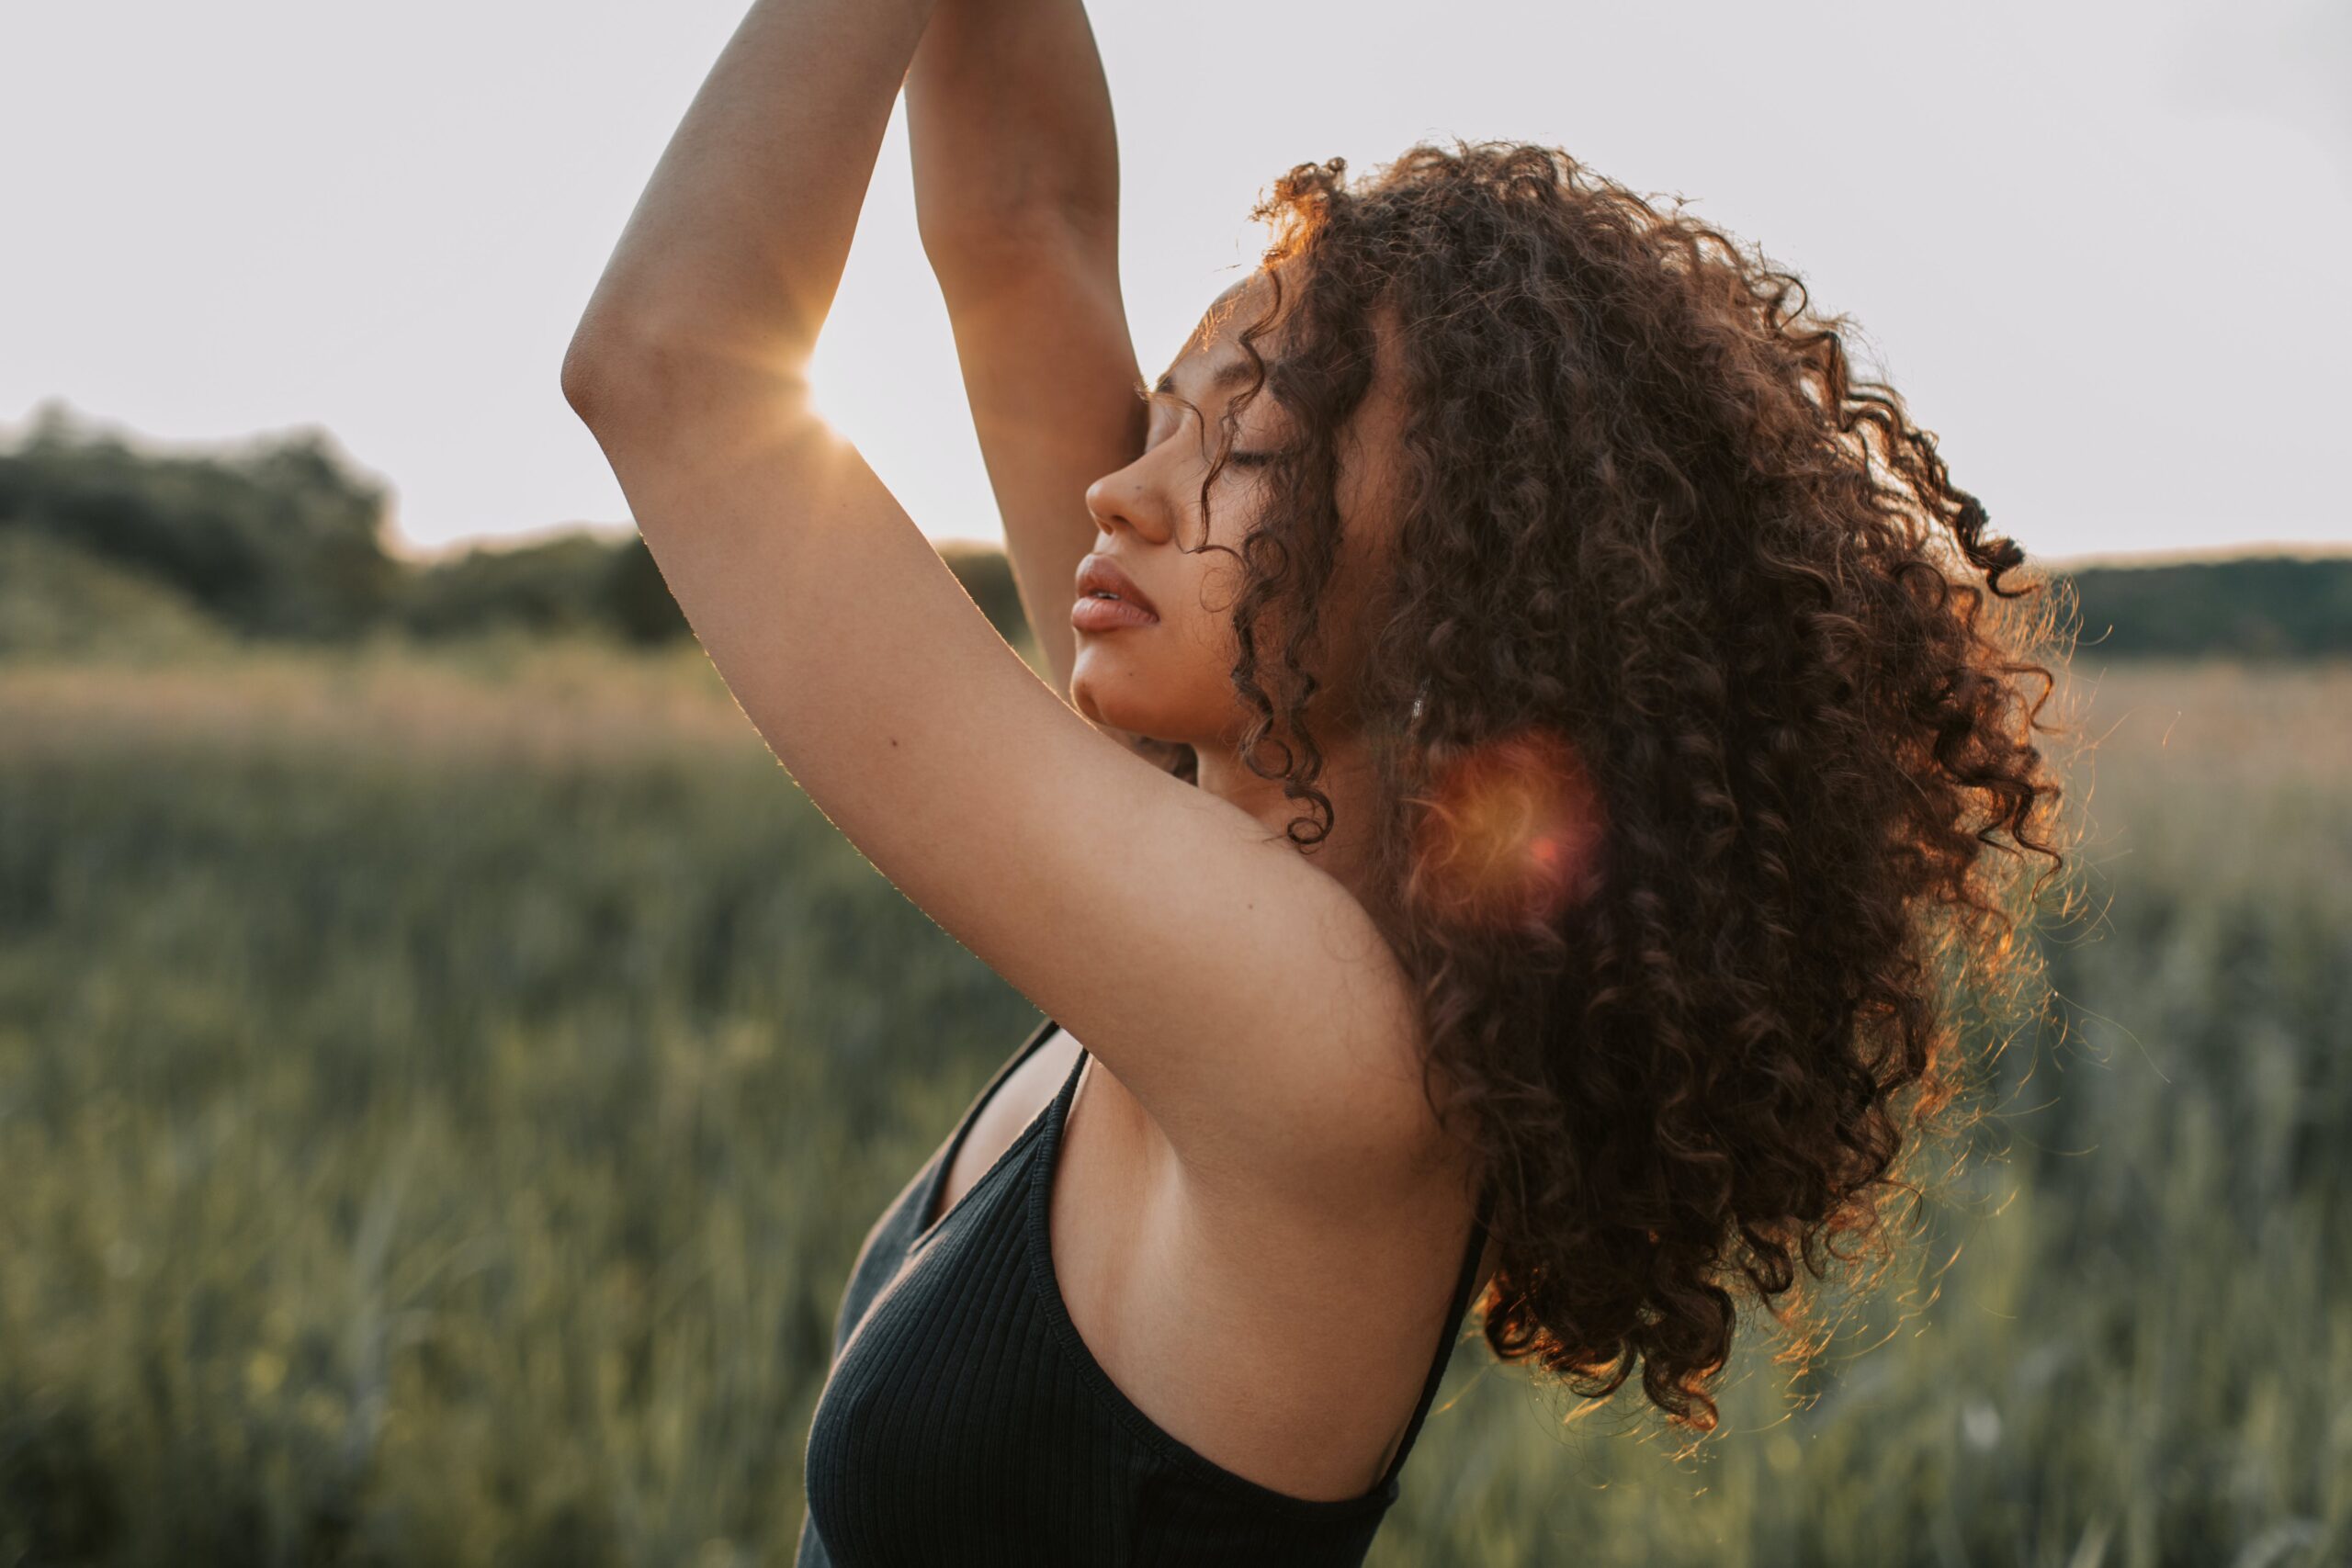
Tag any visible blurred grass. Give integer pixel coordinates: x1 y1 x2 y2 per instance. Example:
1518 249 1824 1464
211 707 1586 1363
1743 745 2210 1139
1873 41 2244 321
0 640 2345 1566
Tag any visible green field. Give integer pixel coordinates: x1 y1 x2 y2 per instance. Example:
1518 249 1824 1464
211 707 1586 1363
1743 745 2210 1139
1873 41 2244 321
2 640 2345 1567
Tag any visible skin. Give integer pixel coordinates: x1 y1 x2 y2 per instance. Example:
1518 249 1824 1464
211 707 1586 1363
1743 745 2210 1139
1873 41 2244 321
931 260 1487 1502
561 0 1494 1504
1074 262 1417 916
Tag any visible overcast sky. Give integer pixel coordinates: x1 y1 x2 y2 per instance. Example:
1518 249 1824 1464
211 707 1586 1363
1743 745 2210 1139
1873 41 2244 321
4 0 2346 566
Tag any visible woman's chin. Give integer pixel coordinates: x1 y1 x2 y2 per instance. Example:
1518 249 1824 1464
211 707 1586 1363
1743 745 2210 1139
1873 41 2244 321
1075 696 1159 739
1069 677 1164 743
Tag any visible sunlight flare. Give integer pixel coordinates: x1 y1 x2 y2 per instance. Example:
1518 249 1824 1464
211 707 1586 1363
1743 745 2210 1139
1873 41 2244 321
1408 724 1607 931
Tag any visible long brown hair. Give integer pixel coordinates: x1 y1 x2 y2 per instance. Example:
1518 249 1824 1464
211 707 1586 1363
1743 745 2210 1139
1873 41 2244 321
1174 140 2075 1433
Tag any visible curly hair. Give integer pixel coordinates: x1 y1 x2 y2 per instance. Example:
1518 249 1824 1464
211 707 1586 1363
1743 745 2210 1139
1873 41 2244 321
1170 140 2076 1434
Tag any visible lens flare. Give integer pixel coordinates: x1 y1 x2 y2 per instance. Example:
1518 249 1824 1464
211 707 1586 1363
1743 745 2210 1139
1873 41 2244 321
1408 724 1607 931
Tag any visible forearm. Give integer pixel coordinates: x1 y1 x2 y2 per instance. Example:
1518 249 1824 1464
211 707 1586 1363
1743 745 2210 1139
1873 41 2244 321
565 0 936 403
905 0 1120 279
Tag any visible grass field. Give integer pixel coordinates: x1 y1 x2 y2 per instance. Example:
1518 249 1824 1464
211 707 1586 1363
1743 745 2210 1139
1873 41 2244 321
2 637 2345 1567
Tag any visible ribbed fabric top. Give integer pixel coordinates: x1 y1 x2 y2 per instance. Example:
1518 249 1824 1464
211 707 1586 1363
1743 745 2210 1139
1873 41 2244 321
796 1016 1494 1567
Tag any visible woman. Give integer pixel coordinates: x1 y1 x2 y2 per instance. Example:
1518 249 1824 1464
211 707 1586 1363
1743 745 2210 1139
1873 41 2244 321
561 0 2073 1561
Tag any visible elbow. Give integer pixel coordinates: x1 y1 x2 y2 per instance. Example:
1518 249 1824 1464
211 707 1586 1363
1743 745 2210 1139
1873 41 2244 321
560 310 658 432
560 289 714 432
559 336 605 427
560 308 816 434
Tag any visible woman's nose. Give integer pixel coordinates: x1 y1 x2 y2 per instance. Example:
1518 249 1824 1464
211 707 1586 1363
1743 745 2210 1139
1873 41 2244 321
1084 462 1171 542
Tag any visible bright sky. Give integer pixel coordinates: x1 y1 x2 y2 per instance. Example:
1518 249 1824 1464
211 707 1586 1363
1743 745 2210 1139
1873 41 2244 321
4 0 2346 567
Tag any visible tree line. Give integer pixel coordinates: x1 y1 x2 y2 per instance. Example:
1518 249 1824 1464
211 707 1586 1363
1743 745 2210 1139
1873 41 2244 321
3 403 2344 660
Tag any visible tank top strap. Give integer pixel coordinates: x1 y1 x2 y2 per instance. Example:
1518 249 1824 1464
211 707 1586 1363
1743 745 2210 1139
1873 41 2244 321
1373 1174 1496 1493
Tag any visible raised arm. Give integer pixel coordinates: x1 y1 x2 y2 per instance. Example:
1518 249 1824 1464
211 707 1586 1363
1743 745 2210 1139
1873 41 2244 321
904 0 1154 724
556 3 1435 1210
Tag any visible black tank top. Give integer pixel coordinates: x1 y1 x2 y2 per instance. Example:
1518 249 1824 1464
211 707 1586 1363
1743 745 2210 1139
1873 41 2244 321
796 1016 1495 1566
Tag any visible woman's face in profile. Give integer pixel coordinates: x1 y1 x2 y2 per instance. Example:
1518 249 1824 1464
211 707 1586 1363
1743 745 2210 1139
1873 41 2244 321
1075 261 1409 756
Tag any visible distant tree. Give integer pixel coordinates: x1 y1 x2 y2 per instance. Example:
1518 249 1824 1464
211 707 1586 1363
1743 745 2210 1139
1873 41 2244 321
397 533 630 640
601 535 690 645
0 400 396 639
2064 557 2352 660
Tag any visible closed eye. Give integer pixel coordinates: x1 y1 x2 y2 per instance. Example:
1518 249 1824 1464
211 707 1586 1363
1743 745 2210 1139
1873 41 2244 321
1134 375 1273 469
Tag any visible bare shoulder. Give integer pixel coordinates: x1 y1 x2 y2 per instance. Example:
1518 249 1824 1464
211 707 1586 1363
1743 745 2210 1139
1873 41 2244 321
1139 953 1461 1233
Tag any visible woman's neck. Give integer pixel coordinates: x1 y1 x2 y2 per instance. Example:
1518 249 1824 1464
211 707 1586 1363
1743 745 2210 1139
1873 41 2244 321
1193 730 1387 916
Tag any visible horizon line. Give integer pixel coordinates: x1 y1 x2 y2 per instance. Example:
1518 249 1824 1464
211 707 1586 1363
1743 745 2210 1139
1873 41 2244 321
393 519 2352 575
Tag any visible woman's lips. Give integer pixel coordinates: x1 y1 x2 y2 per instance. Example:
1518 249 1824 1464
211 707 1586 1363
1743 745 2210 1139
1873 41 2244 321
1072 552 1161 632
1070 594 1160 632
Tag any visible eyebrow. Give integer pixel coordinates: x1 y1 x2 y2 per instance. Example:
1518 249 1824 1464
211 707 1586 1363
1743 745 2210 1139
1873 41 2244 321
1145 356 1264 401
